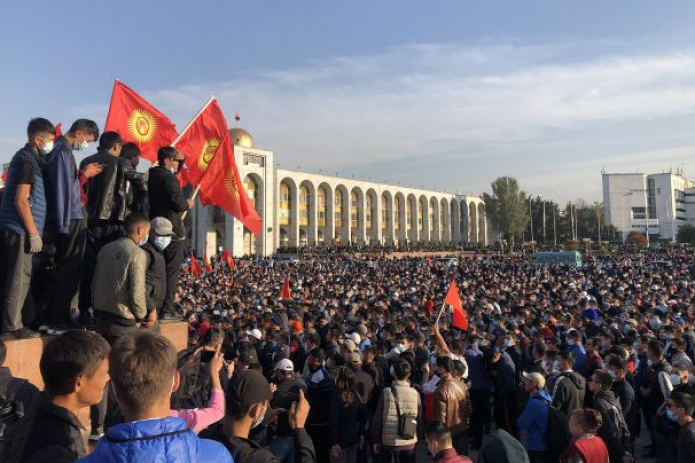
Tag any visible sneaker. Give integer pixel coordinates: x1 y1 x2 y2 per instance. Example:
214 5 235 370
88 432 104 442
12 328 42 339
47 324 71 336
37 325 51 332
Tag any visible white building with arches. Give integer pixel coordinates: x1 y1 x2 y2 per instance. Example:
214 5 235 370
185 129 487 256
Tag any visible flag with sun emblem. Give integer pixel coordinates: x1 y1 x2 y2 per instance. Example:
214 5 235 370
198 131 262 235
104 80 178 163
172 98 229 187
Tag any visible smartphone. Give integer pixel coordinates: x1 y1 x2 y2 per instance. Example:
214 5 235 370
200 350 215 363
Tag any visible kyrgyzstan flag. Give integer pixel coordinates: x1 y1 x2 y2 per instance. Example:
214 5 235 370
222 249 235 270
190 253 202 277
445 280 468 331
55 123 62 139
203 253 212 272
172 98 228 187
281 277 292 300
197 131 262 234
104 80 178 163
177 166 190 189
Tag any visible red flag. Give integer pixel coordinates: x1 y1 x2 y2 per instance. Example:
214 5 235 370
55 123 62 139
281 277 292 300
223 250 235 270
177 167 190 188
104 80 178 163
190 253 202 277
197 132 262 234
427 257 432 267
203 253 212 272
172 98 228 187
235 110 241 121
445 281 468 331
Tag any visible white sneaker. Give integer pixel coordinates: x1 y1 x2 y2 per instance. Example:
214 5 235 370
47 327 68 336
88 432 104 442
37 325 50 332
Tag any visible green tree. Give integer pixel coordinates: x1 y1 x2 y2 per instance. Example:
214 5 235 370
626 231 648 247
483 176 529 242
676 224 695 244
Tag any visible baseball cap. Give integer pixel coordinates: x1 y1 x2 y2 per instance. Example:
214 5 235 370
275 358 294 371
345 332 361 345
522 372 546 389
356 324 368 335
343 339 357 353
150 217 173 236
246 328 263 340
227 369 273 410
346 352 362 365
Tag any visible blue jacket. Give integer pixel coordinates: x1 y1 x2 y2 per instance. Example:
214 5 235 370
517 390 551 451
569 344 587 372
465 344 486 390
78 416 233 463
45 137 83 234
0 145 47 235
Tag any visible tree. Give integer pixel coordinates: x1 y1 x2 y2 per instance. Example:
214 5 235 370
483 177 529 242
676 224 695 244
626 231 648 247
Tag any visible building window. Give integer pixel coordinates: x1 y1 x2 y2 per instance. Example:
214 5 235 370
299 187 309 226
335 190 343 228
243 154 265 167
318 188 327 227
279 184 290 226
381 197 388 230
350 192 358 229
366 196 373 229
406 200 413 231
394 197 401 231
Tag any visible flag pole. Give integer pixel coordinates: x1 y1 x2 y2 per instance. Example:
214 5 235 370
181 184 202 220
171 96 217 147
434 299 447 326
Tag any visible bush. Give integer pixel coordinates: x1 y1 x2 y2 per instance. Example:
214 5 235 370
626 231 648 247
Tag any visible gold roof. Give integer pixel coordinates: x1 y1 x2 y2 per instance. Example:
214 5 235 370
228 128 255 149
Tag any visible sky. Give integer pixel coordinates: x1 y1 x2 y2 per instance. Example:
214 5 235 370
1 0 695 203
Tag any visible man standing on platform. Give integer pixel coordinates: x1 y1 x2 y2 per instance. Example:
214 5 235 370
43 119 100 334
0 118 55 340
148 147 193 320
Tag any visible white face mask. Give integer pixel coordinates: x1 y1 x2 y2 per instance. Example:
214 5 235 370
553 361 561 371
154 236 172 251
567 339 576 346
606 369 618 379
541 360 548 371
251 404 267 429
670 374 682 386
74 139 90 151
139 235 149 246
40 140 54 155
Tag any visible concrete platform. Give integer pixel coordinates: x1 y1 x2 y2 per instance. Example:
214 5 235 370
3 321 188 390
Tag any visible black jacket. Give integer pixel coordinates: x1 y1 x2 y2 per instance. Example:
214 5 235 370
123 161 149 216
148 166 188 238
142 241 166 311
678 420 695 463
205 429 316 463
552 371 586 417
80 150 128 222
593 390 630 462
0 394 85 463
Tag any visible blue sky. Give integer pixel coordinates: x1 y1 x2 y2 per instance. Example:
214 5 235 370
2 1 695 202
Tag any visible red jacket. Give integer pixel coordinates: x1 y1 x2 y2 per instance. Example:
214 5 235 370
561 436 609 463
434 448 473 463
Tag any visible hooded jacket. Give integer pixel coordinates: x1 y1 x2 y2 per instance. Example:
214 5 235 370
517 390 552 451
552 370 586 417
78 416 232 463
592 390 630 462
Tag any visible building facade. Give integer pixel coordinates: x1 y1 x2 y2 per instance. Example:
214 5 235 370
186 129 487 256
602 171 694 241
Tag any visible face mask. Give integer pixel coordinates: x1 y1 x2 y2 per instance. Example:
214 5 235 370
397 343 406 352
647 359 654 368
503 339 510 347
553 361 561 371
40 140 54 155
666 410 678 422
139 235 149 246
74 137 90 151
541 360 548 371
154 236 172 251
606 369 617 379
671 374 682 386
251 404 267 429
567 339 576 346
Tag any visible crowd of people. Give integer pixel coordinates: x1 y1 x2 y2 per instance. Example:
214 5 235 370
0 117 694 462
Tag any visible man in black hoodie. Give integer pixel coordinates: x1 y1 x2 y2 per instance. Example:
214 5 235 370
551 351 586 417
148 146 192 320
589 369 633 463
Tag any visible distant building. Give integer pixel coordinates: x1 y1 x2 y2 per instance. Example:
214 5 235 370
602 170 694 241
186 128 488 256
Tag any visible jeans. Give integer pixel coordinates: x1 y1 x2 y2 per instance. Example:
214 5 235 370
379 447 415 463
46 217 87 325
270 436 296 463
162 239 185 315
0 231 33 332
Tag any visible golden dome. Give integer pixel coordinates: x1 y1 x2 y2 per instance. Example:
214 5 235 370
228 128 255 149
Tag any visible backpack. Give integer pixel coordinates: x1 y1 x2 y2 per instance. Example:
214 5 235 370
0 377 29 451
532 396 571 460
172 363 212 410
